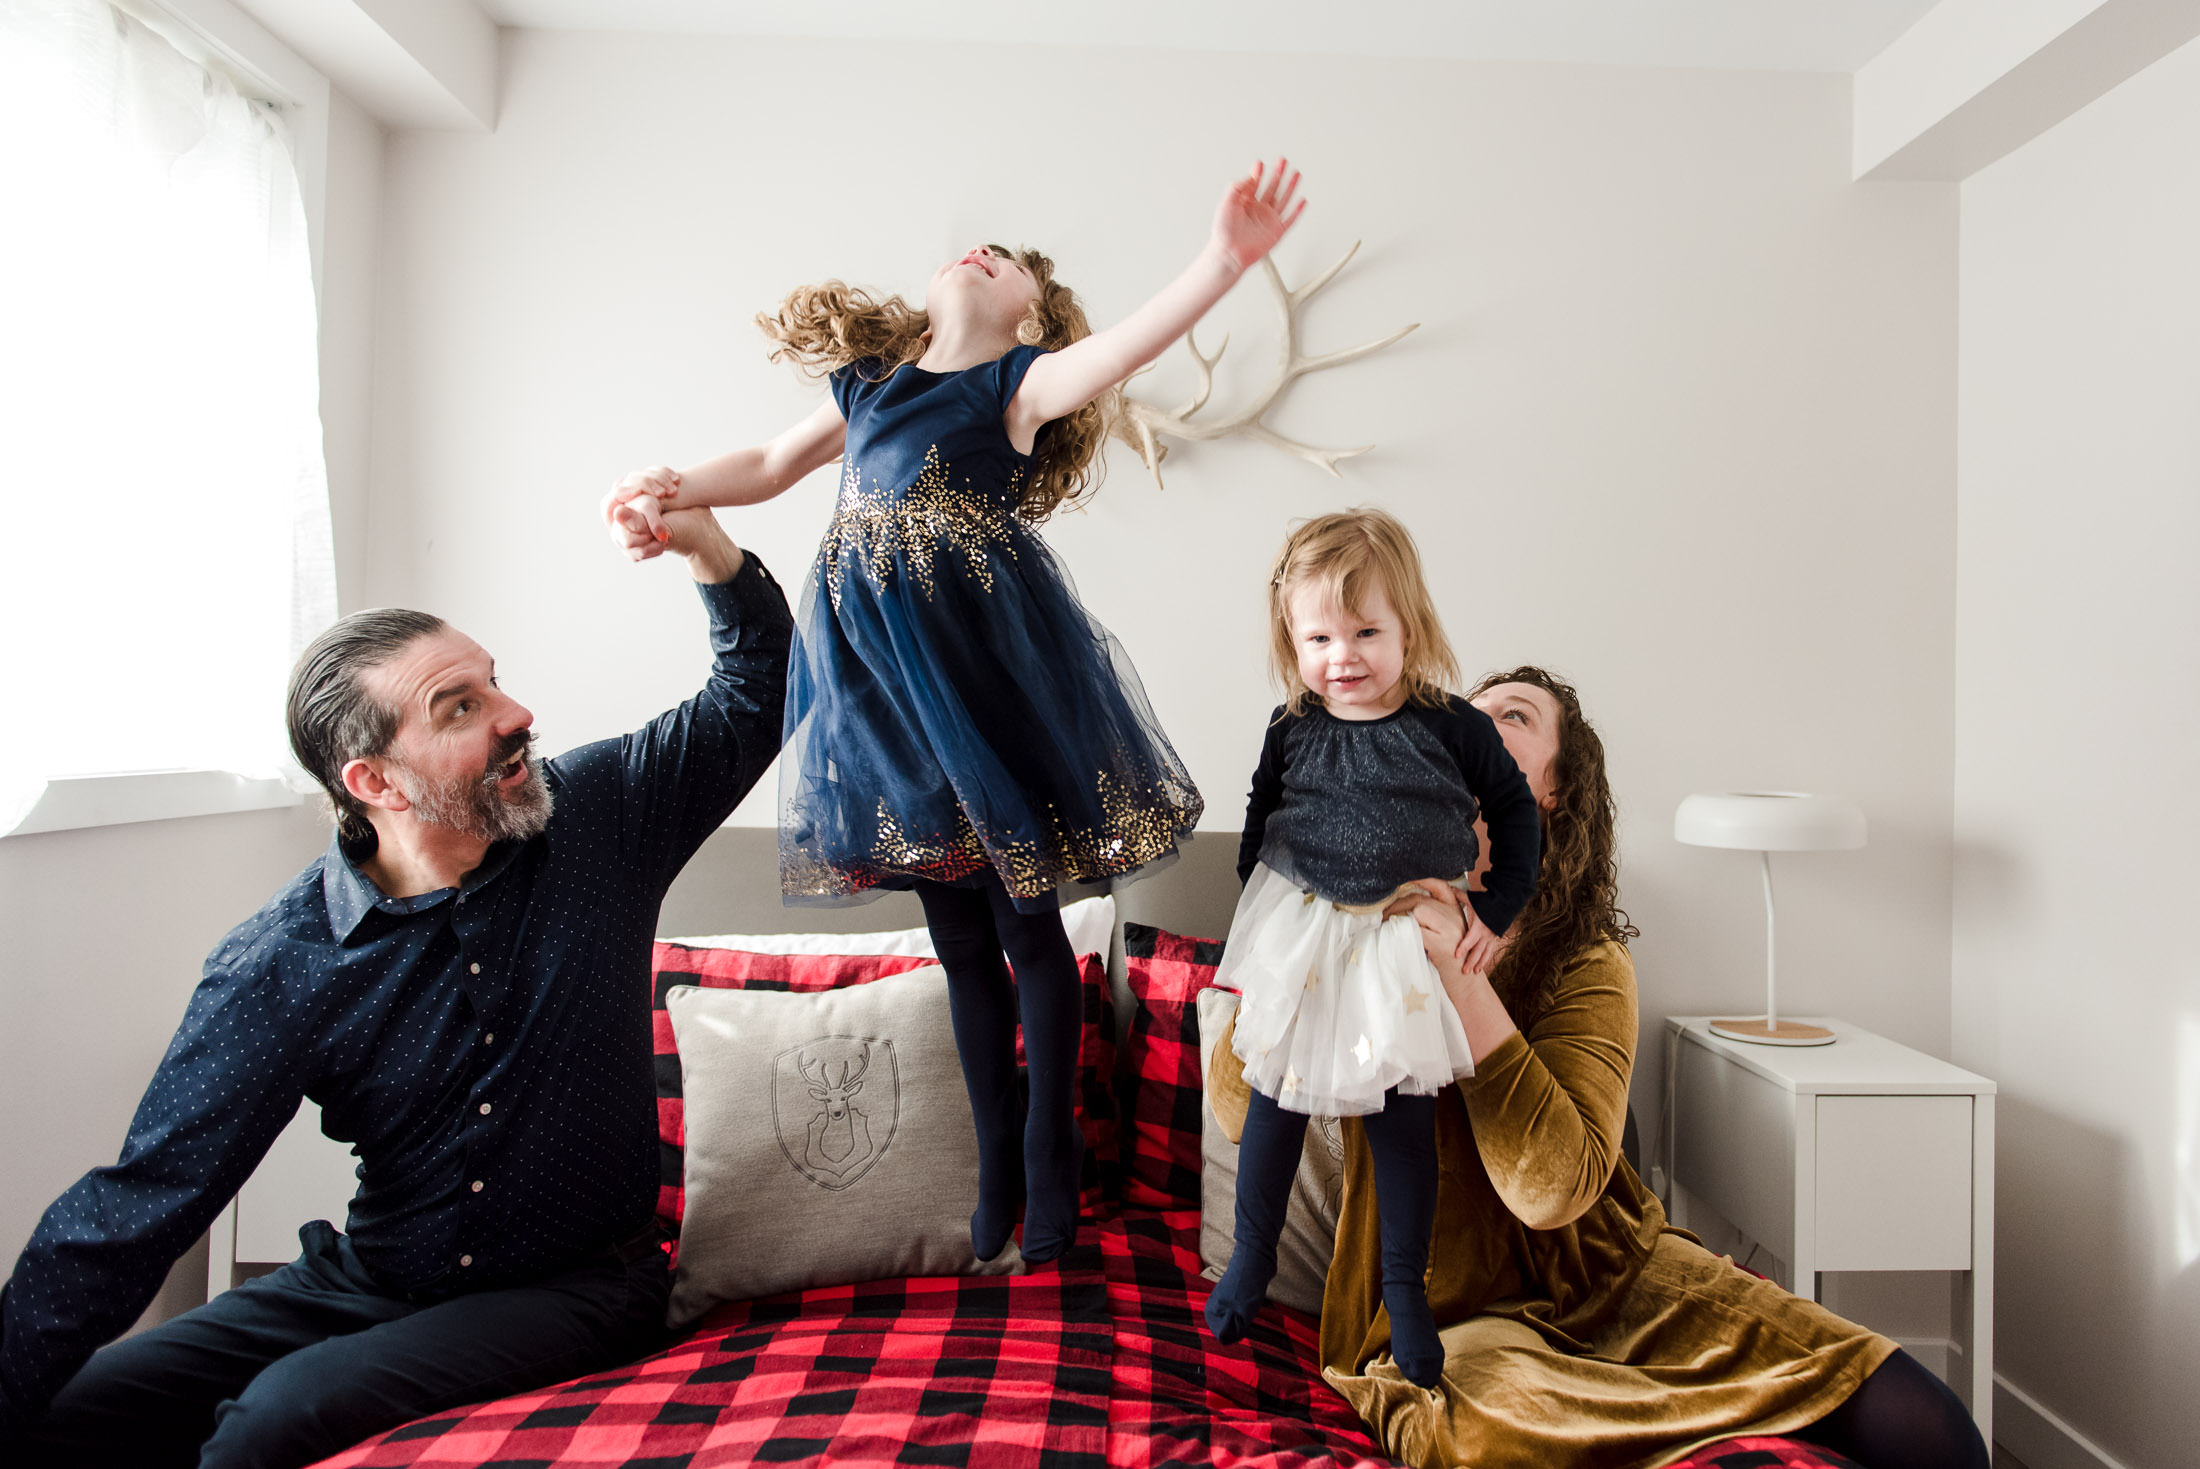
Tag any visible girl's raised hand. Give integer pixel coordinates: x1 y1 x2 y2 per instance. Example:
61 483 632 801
1212 158 1306 273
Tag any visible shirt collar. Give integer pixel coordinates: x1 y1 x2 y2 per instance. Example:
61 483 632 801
320 831 526 942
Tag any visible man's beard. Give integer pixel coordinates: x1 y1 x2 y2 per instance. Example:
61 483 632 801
392 731 553 843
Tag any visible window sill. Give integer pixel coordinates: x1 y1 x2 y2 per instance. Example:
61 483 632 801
4 771 305 838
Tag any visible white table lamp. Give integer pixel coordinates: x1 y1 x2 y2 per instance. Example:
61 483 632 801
1674 792 1866 1046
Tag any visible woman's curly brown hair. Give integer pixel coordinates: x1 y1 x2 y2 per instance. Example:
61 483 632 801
755 246 1110 524
1469 665 1638 1032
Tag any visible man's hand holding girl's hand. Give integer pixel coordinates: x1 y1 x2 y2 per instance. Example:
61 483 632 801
602 466 683 560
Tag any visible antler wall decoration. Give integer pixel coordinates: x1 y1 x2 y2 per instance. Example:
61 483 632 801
1114 242 1418 489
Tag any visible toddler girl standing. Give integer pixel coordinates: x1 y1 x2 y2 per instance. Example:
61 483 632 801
1205 509 1541 1386
605 162 1308 1264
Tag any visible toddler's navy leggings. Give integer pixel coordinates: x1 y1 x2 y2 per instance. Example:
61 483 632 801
1206 1085 1446 1386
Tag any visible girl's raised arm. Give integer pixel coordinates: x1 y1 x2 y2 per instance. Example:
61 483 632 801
604 399 847 557
1006 159 1305 439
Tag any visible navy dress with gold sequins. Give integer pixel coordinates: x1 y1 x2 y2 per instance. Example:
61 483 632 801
780 344 1202 914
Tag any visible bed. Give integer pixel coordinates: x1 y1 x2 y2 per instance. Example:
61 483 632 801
307 830 1860 1469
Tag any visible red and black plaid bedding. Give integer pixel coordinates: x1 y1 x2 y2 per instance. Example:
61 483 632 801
1098 1209 1397 1468
310 1211 1860 1469
310 1237 1114 1469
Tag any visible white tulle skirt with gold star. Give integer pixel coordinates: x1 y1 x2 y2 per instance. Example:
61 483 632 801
1219 862 1477 1117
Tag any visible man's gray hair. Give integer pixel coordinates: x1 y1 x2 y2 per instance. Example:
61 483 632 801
286 608 448 844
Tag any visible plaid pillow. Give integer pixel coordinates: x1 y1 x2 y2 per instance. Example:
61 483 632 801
1118 922 1228 1212
652 942 1118 1228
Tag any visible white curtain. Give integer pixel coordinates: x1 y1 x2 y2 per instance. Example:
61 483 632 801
0 0 336 831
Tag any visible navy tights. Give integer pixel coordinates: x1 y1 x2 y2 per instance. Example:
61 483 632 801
1794 1347 1991 1469
915 879 1084 1263
1206 1087 1445 1387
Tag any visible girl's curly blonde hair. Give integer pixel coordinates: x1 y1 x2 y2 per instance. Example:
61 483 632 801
755 246 1110 524
1267 507 1461 717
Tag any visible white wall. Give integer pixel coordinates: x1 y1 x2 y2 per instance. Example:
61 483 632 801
1953 33 2200 1469
0 807 332 1308
0 74 382 1310
371 32 1958 1136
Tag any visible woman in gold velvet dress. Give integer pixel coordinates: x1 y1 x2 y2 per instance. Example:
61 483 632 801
1209 667 1989 1469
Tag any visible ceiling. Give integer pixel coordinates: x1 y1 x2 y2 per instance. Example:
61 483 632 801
472 0 1946 75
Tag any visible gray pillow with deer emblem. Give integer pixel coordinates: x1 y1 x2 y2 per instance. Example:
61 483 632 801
664 965 1018 1326
1197 986 1347 1318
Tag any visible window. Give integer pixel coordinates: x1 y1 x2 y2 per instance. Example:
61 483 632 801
0 0 335 834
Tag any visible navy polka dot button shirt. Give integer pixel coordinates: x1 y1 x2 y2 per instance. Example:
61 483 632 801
0 558 791 1432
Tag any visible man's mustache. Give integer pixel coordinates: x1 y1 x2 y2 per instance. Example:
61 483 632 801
485 730 538 781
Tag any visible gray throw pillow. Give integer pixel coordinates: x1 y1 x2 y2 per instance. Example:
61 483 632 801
1196 986 1346 1317
665 965 1019 1326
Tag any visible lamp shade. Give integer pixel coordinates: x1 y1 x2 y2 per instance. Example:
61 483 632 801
1673 792 1866 852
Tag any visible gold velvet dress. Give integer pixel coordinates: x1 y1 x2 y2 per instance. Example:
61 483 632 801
1209 939 1897 1469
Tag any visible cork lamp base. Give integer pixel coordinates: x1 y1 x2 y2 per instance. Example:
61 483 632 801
1709 1018 1837 1047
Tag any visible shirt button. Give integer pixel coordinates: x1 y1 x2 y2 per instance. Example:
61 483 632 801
470 962 481 974
460 1254 473 1267
484 1033 495 1045
479 1103 492 1115
470 1180 484 1193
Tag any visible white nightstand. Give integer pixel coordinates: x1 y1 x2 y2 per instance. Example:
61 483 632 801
1661 1016 1995 1441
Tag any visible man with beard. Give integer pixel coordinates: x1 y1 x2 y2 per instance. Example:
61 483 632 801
1 506 790 1468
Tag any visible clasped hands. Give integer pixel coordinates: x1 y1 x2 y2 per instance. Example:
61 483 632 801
602 466 685 561
1384 880 1508 978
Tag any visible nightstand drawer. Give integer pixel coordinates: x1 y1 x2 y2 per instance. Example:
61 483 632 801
1814 1094 1973 1271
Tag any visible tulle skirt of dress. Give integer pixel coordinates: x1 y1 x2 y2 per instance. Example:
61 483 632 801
778 502 1203 915
1219 863 1477 1116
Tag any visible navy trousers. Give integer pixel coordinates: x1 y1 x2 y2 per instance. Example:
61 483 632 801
23 1220 670 1469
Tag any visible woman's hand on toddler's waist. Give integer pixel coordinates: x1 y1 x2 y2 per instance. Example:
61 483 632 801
1385 879 1510 976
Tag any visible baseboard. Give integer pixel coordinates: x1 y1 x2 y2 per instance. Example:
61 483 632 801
1892 1334 1956 1385
1994 1374 2132 1469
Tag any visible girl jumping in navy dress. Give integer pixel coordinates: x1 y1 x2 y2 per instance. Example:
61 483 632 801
604 161 1308 1264
1205 509 1541 1386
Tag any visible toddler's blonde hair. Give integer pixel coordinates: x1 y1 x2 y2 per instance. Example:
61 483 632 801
1267 507 1460 717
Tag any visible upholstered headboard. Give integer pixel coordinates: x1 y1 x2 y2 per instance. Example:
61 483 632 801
658 826 1245 1045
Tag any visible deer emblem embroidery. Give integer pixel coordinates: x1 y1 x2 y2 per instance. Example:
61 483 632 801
800 1052 872 1179
772 1037 899 1190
